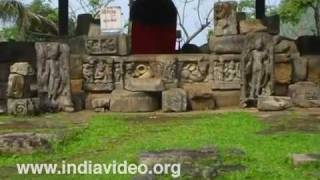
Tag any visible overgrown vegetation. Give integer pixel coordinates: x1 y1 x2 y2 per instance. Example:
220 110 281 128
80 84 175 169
0 112 319 179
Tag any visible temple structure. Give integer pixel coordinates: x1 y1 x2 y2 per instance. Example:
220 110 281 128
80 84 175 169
0 0 319 115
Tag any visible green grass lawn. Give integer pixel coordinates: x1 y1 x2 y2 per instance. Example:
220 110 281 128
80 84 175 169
0 112 319 179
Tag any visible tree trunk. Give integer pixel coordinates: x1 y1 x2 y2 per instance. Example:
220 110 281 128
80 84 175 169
59 0 69 36
256 0 265 19
314 5 320 37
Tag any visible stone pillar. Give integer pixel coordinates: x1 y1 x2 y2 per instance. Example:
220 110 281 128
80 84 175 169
7 63 39 116
214 1 238 36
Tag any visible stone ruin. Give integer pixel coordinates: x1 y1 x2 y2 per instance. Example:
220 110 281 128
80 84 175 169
2 1 320 115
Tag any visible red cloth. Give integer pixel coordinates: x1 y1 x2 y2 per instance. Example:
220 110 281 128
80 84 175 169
131 22 176 54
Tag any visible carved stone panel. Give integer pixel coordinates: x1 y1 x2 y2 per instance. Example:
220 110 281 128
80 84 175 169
178 55 209 84
83 56 115 92
7 98 39 116
86 36 118 55
35 42 74 112
124 55 178 91
210 55 241 90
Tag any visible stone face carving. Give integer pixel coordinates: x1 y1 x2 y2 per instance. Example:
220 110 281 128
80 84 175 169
35 42 74 112
240 33 275 107
289 82 320 108
214 1 238 36
7 63 34 99
82 56 115 92
162 88 187 112
210 55 241 90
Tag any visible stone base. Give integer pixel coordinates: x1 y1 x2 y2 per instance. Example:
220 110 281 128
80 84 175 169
213 90 240 108
110 90 160 112
7 98 39 116
125 78 165 92
184 84 215 111
289 82 320 108
162 88 187 112
85 93 110 110
257 96 292 111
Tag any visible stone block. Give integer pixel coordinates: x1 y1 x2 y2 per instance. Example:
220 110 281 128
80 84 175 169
212 90 240 108
293 55 307 82
71 79 83 93
110 90 160 112
214 1 238 36
7 98 39 116
10 62 34 76
0 133 51 154
292 153 320 166
125 78 165 92
7 74 31 98
275 54 291 63
184 84 215 111
85 93 110 110
162 88 187 112
70 54 84 79
257 96 292 111
275 63 292 84
209 35 245 54
275 39 298 54
289 81 320 108
86 35 129 55
307 55 320 85
239 19 267 34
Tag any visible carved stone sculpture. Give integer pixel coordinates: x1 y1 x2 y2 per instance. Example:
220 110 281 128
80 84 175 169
240 33 275 107
82 56 115 92
181 60 209 83
214 1 238 36
210 55 241 90
7 62 39 116
35 42 74 112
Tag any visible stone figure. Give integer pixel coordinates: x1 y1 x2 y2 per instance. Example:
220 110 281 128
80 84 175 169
241 34 274 107
181 61 208 83
224 61 240 82
82 57 115 92
213 59 224 81
35 42 74 112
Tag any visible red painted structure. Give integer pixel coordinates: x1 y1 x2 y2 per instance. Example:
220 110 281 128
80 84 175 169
130 0 177 54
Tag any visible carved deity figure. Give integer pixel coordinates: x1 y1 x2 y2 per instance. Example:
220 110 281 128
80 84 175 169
35 42 74 112
224 61 239 81
94 62 113 83
83 59 95 83
241 36 274 107
213 58 224 81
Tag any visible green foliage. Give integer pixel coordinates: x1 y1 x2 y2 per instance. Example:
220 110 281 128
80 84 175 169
238 0 279 19
0 0 58 41
279 0 316 23
0 112 319 179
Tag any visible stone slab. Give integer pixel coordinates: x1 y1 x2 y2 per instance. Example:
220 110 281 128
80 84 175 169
110 90 160 112
162 88 187 112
